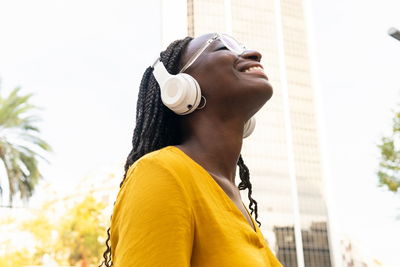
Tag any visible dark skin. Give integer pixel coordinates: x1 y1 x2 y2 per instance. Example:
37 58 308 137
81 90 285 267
175 33 273 231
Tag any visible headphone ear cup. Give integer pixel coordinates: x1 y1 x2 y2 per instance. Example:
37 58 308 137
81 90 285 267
243 117 256 138
161 73 202 115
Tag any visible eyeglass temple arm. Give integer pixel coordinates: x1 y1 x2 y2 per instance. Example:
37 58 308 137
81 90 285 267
179 35 218 73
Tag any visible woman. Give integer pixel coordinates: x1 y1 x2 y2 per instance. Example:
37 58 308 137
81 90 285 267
100 33 283 267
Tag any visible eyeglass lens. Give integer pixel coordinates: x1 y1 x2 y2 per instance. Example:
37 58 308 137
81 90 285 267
220 34 247 55
179 34 247 73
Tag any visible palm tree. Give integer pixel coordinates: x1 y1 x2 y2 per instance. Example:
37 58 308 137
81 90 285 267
0 87 51 205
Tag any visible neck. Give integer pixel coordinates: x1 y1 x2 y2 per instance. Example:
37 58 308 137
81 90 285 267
177 116 244 184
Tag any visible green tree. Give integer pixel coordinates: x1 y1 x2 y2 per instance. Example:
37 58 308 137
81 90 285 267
0 87 51 205
377 107 400 193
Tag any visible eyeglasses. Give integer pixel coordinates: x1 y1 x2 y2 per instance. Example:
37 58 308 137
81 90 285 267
179 33 247 73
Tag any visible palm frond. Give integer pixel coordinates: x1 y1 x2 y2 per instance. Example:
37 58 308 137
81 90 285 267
0 87 51 205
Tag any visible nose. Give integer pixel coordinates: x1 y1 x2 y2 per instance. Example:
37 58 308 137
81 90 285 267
240 49 262 62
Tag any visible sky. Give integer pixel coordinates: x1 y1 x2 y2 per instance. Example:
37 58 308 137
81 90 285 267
310 0 400 265
0 0 399 266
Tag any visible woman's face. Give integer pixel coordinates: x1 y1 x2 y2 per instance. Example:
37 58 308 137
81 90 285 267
180 33 273 120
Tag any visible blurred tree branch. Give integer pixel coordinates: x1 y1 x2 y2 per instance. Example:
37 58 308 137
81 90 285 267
377 106 400 193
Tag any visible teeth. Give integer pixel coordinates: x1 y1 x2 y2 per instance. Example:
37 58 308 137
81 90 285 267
244 66 264 72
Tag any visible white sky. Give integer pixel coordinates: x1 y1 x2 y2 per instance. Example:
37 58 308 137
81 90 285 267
0 0 399 266
311 0 400 266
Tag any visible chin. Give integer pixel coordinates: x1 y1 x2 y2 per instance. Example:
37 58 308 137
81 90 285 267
262 81 274 100
249 87 273 118
251 79 274 105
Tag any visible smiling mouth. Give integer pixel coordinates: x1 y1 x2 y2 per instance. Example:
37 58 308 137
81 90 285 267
242 66 268 79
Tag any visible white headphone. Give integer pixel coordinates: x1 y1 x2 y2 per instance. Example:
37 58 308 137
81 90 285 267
152 58 256 138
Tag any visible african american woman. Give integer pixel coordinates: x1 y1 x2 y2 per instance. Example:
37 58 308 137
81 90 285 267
99 33 283 267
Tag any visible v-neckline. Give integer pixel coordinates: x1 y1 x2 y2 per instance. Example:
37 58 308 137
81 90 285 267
170 146 259 234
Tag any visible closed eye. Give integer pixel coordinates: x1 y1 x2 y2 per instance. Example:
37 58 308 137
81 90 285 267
214 46 229 52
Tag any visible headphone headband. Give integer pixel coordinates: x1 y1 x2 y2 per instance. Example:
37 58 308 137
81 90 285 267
152 58 172 89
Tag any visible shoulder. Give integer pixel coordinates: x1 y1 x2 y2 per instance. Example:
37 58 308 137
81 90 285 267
115 146 193 214
124 146 193 185
121 146 193 193
125 146 180 178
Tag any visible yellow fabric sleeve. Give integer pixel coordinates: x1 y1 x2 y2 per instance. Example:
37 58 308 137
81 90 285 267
111 158 194 267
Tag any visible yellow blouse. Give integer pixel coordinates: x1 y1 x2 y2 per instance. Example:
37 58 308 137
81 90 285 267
111 146 283 267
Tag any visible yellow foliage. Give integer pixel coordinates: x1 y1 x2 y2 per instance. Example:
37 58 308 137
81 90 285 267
0 195 108 266
0 249 38 267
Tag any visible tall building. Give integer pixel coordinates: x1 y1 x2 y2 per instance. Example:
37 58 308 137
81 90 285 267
161 0 333 266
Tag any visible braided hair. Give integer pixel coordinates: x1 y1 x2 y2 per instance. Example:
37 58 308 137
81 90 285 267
99 36 260 267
